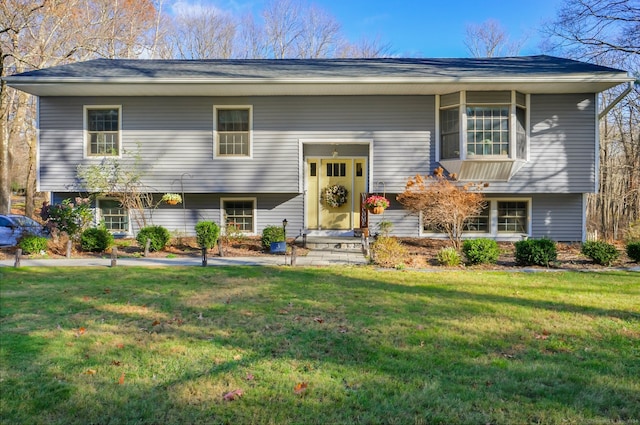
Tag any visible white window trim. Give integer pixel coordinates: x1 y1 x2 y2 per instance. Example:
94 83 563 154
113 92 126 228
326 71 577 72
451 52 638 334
96 197 130 235
419 197 532 241
83 105 122 159
213 105 253 159
435 91 529 163
220 197 257 236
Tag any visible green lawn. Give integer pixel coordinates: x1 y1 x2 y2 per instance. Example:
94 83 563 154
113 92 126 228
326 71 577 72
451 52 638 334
0 267 638 425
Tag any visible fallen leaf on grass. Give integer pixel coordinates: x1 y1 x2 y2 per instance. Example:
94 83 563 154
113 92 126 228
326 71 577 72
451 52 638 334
84 369 97 375
152 320 161 327
278 309 289 315
116 343 125 349
118 373 125 385
245 373 254 381
103 288 111 294
75 327 87 337
313 317 324 324
535 330 550 340
294 382 308 395
223 389 243 401
111 360 122 366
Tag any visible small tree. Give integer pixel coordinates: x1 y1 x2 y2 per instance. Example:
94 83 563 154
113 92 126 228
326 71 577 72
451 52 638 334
397 168 486 250
76 147 156 229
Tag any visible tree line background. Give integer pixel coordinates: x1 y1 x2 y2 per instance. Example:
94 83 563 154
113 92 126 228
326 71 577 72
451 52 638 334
1 0 638 240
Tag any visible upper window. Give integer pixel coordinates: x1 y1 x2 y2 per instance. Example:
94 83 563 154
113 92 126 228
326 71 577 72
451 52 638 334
438 91 527 161
466 106 509 156
85 106 121 157
215 106 252 157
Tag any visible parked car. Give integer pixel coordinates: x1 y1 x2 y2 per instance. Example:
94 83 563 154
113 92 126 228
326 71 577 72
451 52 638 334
0 214 48 247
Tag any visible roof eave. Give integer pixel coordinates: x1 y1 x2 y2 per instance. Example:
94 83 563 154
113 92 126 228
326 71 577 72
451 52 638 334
4 74 633 97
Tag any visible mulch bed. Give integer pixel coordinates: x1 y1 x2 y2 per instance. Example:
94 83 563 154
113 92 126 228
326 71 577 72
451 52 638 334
1 236 636 270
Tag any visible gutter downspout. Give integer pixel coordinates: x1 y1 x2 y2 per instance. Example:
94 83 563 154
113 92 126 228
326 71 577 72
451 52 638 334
598 81 634 120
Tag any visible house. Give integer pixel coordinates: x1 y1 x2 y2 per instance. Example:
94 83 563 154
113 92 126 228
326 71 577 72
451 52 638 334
4 56 632 241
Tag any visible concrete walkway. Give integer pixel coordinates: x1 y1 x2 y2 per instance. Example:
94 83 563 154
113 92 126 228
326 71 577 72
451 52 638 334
0 248 369 268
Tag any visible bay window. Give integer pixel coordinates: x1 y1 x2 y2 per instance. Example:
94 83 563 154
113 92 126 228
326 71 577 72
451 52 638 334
437 91 528 181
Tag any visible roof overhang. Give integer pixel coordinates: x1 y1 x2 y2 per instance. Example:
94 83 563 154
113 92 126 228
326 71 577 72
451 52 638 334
4 75 632 97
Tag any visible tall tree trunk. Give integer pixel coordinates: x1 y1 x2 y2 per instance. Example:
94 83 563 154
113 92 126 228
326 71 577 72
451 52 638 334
25 134 37 218
0 56 11 214
0 106 9 214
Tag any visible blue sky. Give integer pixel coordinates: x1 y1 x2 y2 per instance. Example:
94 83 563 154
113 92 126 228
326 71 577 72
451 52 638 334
189 0 565 57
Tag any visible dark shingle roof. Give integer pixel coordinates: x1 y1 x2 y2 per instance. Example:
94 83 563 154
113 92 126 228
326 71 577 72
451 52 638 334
4 55 631 97
8 55 627 80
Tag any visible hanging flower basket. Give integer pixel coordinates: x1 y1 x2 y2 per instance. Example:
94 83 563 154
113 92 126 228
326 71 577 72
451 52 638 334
322 185 348 208
365 195 389 214
161 193 182 205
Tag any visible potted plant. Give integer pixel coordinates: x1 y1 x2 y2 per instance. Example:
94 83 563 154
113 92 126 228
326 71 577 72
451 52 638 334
365 195 390 214
262 225 286 254
161 193 182 205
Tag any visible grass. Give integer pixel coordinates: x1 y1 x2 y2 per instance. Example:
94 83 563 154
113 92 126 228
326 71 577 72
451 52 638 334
0 267 638 425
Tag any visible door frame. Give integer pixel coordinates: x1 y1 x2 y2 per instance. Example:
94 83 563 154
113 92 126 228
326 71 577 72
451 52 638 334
299 139 373 234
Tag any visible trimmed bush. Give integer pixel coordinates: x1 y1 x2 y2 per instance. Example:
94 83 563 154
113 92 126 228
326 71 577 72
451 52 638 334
581 240 619 266
514 238 557 267
462 238 500 265
18 235 48 254
80 227 114 252
136 225 170 252
370 236 409 268
195 221 220 249
437 247 461 266
626 241 640 263
261 225 285 250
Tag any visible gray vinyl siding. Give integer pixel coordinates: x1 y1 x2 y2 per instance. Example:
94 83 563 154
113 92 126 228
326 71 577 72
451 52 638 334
376 193 584 240
39 96 433 193
367 195 420 237
52 192 303 237
488 93 597 193
529 193 584 241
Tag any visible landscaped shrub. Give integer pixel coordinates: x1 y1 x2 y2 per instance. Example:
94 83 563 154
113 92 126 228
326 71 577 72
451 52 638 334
136 225 170 252
195 221 220 249
42 197 93 241
80 227 114 252
626 241 640 263
581 240 619 266
514 238 557 267
18 235 48 254
437 247 461 266
370 236 409 268
462 238 500 265
261 225 285 250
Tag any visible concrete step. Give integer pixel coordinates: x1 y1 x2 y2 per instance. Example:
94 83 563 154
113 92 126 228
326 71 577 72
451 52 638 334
298 236 363 251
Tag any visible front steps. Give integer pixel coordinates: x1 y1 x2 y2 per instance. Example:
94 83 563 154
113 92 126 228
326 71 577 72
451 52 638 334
298 236 364 251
